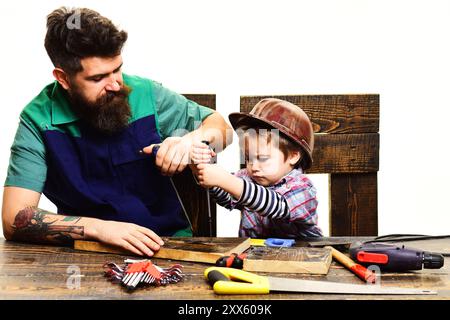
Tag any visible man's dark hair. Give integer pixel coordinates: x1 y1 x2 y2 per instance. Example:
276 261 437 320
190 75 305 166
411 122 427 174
44 7 128 75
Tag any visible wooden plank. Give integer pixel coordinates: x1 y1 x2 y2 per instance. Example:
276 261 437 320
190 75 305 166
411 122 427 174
74 237 251 264
240 133 379 173
330 173 378 236
175 94 216 236
240 94 379 134
307 133 379 174
243 246 332 274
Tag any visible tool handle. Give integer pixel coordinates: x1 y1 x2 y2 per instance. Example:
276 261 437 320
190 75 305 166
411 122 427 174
325 246 376 283
200 140 214 160
265 238 295 247
151 145 160 157
215 253 246 269
204 267 270 295
139 144 160 157
207 269 230 285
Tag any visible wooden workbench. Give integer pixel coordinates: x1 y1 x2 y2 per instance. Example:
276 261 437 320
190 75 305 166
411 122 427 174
0 237 449 300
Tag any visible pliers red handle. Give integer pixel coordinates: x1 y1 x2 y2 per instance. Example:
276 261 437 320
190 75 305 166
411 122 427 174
215 253 247 269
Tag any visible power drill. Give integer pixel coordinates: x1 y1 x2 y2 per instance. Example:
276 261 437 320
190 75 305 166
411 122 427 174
349 242 444 272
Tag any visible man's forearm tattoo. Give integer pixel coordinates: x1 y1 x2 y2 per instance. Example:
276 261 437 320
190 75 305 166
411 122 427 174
11 207 84 245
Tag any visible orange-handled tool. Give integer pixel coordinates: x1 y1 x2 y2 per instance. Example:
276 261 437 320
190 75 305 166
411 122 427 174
325 246 376 283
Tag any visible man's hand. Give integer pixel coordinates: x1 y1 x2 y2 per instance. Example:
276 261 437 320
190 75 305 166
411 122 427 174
2 187 165 257
142 110 233 176
89 219 164 257
142 136 192 176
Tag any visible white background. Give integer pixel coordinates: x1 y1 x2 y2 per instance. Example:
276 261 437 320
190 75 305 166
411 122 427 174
1 0 449 238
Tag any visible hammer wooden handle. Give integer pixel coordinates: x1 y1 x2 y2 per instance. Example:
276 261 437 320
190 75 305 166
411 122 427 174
325 246 376 283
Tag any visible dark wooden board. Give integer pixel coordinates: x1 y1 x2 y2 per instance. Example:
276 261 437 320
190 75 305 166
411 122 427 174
241 94 379 134
239 133 379 173
308 133 379 174
330 173 378 236
184 94 216 110
243 246 332 274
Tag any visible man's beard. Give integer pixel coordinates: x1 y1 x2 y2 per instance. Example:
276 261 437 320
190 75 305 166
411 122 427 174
68 84 132 136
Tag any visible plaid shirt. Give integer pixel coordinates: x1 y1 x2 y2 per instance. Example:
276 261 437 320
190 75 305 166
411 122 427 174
210 168 322 238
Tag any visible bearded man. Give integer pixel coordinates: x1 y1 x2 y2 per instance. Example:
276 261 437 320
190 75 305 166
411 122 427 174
2 7 231 256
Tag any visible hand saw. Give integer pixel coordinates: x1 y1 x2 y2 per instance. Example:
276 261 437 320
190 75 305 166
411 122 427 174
204 267 436 295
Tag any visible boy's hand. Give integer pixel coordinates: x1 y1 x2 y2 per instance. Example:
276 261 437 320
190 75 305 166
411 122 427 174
195 163 228 188
190 141 216 165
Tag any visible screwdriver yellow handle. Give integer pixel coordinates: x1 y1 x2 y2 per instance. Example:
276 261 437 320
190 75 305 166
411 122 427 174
204 267 270 294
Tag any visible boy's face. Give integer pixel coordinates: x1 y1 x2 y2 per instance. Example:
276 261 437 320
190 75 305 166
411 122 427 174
244 133 299 186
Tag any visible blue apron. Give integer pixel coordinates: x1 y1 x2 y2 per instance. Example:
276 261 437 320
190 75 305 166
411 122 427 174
41 78 189 236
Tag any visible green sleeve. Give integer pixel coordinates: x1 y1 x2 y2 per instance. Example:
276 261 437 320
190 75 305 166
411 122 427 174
152 81 214 140
4 118 47 193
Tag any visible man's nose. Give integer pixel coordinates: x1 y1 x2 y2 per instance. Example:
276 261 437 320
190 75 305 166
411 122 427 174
104 76 121 92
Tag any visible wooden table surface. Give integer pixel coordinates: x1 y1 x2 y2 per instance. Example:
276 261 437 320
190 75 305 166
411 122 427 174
1 237 449 300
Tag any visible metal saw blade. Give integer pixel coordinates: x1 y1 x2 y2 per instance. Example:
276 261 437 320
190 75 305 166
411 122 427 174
267 276 436 295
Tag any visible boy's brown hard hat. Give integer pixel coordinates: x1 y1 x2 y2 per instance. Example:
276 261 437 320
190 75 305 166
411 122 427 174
229 98 314 170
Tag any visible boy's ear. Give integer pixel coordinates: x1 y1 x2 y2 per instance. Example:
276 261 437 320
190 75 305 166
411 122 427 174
288 150 301 166
52 68 71 90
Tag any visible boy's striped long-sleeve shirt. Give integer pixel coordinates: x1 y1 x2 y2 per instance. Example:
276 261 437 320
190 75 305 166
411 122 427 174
210 168 323 238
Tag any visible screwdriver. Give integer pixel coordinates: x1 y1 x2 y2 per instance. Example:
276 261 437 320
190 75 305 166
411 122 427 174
141 144 193 232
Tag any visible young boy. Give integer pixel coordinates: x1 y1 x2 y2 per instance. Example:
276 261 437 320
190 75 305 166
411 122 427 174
191 98 323 239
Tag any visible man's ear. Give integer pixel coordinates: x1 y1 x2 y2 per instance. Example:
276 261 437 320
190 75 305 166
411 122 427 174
52 68 71 90
288 150 301 166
